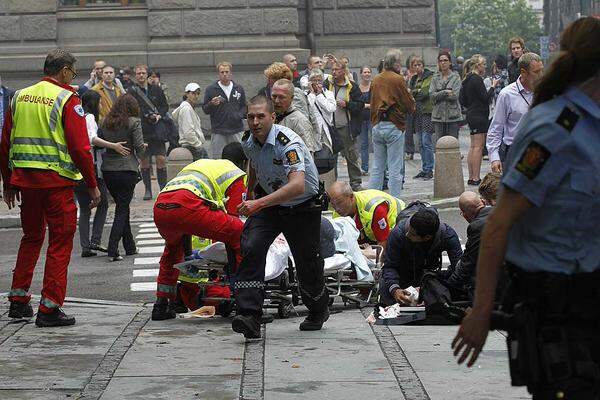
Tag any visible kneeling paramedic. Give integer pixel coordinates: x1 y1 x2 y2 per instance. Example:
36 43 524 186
328 181 405 251
151 143 247 320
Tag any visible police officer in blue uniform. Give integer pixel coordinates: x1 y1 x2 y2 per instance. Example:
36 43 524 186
452 17 600 399
232 95 329 339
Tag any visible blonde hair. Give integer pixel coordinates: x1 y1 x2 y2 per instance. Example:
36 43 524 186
216 62 232 71
264 62 293 81
463 54 485 79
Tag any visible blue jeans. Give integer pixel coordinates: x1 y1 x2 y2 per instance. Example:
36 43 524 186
369 122 405 197
359 120 371 172
417 131 434 173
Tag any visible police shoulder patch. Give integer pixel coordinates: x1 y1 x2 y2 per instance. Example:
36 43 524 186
515 141 551 180
74 104 85 117
285 149 300 165
276 131 290 145
555 107 579 133
378 218 387 230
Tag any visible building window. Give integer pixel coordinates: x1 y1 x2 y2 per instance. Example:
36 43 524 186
60 0 146 6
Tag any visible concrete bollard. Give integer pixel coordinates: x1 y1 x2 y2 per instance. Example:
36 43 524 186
166 147 193 181
434 136 465 199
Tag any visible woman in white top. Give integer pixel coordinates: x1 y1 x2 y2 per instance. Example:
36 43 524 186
171 82 207 161
76 90 130 258
306 69 337 152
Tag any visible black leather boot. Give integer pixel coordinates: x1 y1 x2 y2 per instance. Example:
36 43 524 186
156 167 168 190
299 308 330 331
151 297 176 321
8 301 33 319
141 168 152 200
35 308 76 327
232 315 261 339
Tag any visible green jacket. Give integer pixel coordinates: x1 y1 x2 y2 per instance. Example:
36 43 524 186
409 69 434 114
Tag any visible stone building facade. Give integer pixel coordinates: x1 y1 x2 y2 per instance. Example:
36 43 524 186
0 0 437 115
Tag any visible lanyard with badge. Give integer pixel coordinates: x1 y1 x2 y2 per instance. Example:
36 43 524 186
516 80 530 107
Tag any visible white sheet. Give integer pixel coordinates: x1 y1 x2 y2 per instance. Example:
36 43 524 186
329 217 374 282
198 217 374 283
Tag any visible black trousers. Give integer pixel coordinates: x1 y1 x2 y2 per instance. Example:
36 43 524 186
103 170 138 257
234 204 328 317
502 266 600 399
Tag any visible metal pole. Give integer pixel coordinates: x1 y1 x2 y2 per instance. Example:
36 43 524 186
434 0 441 47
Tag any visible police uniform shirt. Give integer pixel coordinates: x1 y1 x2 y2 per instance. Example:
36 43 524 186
502 87 600 274
242 123 319 207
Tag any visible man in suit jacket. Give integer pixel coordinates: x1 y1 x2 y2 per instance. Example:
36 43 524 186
445 191 493 297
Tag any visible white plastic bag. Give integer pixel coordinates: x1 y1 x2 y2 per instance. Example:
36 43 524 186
264 234 292 281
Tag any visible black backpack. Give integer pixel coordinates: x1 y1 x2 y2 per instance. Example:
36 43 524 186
395 200 439 227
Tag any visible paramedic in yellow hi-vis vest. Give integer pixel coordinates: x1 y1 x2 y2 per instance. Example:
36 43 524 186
151 143 247 321
0 49 100 327
328 181 405 249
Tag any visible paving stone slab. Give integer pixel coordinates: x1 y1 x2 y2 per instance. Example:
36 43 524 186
265 380 403 400
114 319 244 377
0 389 79 400
265 336 394 383
100 375 240 400
389 325 507 352
404 350 530 400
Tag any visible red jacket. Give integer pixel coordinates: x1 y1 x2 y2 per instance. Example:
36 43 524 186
0 78 97 190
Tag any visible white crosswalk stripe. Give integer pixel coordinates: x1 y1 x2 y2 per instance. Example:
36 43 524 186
134 257 161 265
137 239 165 245
138 246 165 254
131 282 157 292
135 233 162 239
133 269 159 277
131 222 162 292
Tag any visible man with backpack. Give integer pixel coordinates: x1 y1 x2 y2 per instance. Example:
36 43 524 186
380 202 462 306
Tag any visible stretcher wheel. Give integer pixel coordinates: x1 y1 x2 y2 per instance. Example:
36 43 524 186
278 302 293 319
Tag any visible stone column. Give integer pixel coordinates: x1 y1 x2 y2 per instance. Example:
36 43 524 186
166 147 193 181
433 136 464 198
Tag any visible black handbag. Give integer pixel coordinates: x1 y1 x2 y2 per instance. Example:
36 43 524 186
313 145 335 174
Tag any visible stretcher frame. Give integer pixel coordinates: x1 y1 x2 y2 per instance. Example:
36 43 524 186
324 245 384 308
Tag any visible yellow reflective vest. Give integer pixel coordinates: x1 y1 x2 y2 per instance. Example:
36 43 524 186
9 80 82 181
160 159 246 211
334 189 405 242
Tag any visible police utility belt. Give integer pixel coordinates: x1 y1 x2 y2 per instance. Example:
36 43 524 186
491 262 600 388
254 182 328 215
